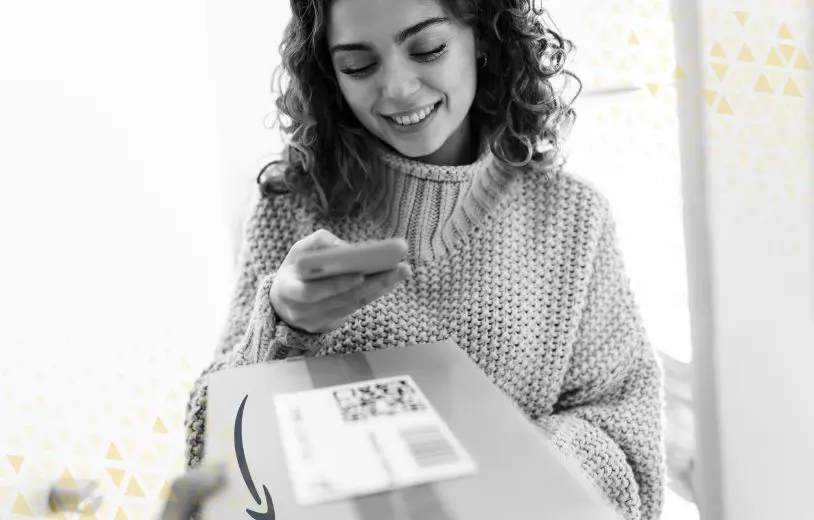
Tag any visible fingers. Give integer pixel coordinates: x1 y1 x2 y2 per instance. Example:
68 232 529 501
160 464 227 520
274 230 413 335
285 272 367 304
323 263 412 311
287 263 412 333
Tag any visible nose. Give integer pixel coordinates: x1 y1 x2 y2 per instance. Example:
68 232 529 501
380 58 420 102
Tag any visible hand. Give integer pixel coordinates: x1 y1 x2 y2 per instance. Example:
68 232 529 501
270 229 412 334
159 464 227 520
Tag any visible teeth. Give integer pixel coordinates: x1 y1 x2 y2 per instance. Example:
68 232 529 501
390 104 435 126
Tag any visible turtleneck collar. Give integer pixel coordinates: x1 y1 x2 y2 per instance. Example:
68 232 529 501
364 141 518 262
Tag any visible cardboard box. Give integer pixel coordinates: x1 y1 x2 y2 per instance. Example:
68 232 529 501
203 340 621 520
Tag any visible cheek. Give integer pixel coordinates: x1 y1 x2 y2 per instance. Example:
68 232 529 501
442 56 478 110
338 81 373 117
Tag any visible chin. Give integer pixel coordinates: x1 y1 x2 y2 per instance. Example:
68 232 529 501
393 142 442 159
381 134 446 159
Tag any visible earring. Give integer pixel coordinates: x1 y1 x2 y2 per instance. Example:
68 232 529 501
478 54 488 69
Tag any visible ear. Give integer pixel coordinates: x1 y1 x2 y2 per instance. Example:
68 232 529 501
475 35 488 59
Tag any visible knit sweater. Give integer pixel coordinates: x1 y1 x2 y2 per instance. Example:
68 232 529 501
184 145 666 520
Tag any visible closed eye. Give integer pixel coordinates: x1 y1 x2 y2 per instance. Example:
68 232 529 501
340 64 375 76
339 44 448 78
412 44 447 62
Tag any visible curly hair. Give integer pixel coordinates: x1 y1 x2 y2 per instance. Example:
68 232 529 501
259 0 581 218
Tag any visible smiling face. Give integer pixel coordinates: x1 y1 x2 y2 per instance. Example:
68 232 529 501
327 0 479 166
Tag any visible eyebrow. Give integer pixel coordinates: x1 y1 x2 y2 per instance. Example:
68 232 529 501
330 16 450 55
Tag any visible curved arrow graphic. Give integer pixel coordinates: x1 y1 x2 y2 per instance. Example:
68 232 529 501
235 394 276 519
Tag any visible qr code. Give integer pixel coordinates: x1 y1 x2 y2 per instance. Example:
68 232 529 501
332 378 428 423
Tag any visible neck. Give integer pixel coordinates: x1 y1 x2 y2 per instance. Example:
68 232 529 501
416 116 475 166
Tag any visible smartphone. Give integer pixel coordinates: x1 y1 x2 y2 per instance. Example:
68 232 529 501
294 238 409 281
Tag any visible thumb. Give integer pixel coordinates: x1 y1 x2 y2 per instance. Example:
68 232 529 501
291 229 347 254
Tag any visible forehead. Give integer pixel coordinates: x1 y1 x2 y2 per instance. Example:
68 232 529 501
328 0 446 44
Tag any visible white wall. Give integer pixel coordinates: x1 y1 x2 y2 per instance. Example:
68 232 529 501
207 0 290 265
672 1 814 519
0 0 234 517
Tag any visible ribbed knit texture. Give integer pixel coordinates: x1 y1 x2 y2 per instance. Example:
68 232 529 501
184 147 666 520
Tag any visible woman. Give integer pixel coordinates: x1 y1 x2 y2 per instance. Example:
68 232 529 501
183 0 666 519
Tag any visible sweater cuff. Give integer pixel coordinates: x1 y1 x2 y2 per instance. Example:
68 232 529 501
235 272 330 363
536 413 640 519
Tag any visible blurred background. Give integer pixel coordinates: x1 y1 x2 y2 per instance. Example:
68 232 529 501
0 0 811 519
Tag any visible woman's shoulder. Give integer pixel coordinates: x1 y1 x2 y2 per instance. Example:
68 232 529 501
246 184 307 225
513 168 621 269
519 167 614 228
239 185 314 259
560 170 612 216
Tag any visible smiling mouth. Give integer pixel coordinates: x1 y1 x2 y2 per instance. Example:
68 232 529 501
384 101 442 127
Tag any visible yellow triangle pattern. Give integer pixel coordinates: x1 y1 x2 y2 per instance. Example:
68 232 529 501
125 476 145 497
766 48 784 67
778 44 796 62
153 417 169 434
737 44 755 62
778 23 793 40
716 97 734 115
41 460 60 478
107 467 126 487
106 443 123 461
646 83 659 96
702 89 718 107
159 481 179 503
121 440 143 462
72 440 89 458
783 78 802 97
135 407 149 423
114 507 129 520
8 432 22 446
89 435 105 451
674 65 685 79
139 448 154 466
7 454 24 473
711 42 726 59
754 74 774 93
794 53 811 70
11 493 33 515
628 31 640 45
733 11 749 26
711 62 728 81
58 468 77 488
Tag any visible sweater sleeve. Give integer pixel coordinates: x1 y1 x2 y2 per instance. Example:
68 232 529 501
536 203 666 520
183 261 287 470
183 194 321 470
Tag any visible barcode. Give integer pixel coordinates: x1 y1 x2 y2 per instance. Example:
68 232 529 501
399 425 460 468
